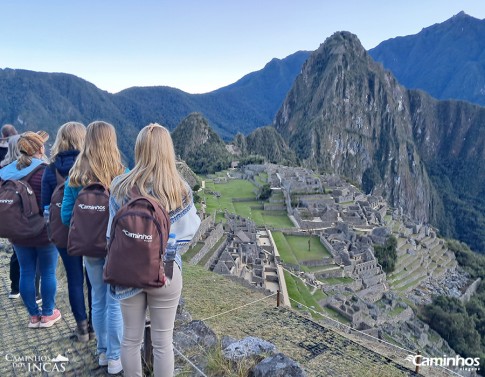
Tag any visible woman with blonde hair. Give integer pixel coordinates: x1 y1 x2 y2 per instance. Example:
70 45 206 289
61 121 125 375
41 121 93 342
108 123 200 377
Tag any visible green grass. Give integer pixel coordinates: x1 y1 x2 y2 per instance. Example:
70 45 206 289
305 264 340 273
270 190 285 201
285 235 331 260
320 277 354 285
273 232 332 270
273 232 299 265
197 236 226 267
283 271 324 319
201 178 294 228
258 211 294 228
182 242 204 263
254 172 268 185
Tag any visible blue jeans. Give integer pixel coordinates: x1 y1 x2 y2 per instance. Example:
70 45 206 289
57 247 88 322
14 243 58 316
84 256 122 361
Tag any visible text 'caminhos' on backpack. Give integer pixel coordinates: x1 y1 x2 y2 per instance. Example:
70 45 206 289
67 182 110 258
0 165 46 240
103 192 171 288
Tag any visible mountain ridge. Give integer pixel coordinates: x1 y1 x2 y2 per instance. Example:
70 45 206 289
273 30 485 253
369 11 485 106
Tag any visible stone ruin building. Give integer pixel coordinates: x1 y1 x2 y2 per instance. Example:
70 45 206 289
210 214 281 294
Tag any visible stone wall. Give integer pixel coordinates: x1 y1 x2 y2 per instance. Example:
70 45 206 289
263 204 287 211
301 258 334 267
204 238 229 270
315 269 344 279
460 278 482 303
179 215 213 255
319 236 338 259
190 223 224 265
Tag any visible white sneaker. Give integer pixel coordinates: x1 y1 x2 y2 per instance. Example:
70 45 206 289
98 352 108 367
8 291 20 299
108 358 122 374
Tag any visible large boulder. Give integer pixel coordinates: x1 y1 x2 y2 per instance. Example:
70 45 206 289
250 353 306 377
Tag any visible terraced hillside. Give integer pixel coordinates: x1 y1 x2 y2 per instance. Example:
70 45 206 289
387 221 457 293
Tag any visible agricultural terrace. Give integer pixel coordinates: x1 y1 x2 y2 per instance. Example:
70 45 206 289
200 175 294 228
272 232 331 268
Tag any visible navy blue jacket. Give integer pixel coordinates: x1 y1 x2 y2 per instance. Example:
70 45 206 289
41 150 80 209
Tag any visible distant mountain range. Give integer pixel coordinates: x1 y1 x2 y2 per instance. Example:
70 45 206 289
1 11 485 253
1 11 483 144
0 50 309 151
369 11 485 106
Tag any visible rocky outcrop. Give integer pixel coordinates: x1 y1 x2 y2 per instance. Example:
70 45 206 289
274 31 436 223
273 31 485 252
171 112 232 174
244 126 298 165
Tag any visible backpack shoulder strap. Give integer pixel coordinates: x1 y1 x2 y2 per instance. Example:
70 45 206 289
49 163 65 186
54 169 65 186
21 163 47 183
82 182 109 193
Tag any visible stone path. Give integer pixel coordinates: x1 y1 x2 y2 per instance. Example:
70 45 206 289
0 247 116 377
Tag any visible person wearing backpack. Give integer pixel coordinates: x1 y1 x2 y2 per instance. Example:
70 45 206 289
107 124 201 377
0 133 42 303
61 121 126 375
1 133 41 301
0 130 62 328
40 121 94 342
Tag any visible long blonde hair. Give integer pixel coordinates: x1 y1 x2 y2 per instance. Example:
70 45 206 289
111 123 188 211
50 122 86 161
69 121 124 188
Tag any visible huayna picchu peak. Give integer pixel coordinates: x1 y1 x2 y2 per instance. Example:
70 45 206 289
274 30 485 253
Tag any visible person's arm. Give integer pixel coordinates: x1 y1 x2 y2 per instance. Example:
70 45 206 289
106 195 121 242
168 188 201 258
170 205 201 245
41 166 56 209
61 178 76 225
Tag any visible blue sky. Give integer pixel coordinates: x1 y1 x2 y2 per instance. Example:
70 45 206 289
1 1 484 94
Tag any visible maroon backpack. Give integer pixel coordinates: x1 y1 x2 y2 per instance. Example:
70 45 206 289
0 165 46 240
48 168 69 249
103 191 171 288
67 182 110 258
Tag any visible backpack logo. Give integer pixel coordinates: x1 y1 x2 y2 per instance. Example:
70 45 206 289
55 202 62 208
78 204 106 211
0 199 14 204
122 229 153 242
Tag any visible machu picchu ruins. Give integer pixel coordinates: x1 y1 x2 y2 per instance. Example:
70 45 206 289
180 163 477 372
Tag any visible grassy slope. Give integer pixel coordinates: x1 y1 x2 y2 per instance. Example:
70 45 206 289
182 264 438 377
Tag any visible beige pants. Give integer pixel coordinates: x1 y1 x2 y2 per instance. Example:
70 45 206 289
119 266 182 377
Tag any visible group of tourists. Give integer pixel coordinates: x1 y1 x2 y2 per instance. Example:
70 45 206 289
0 121 201 376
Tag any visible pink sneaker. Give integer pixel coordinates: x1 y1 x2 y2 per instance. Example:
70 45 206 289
28 315 41 328
40 309 62 328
